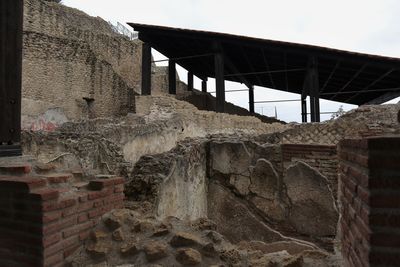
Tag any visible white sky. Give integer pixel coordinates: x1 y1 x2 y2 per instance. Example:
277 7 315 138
63 0 400 122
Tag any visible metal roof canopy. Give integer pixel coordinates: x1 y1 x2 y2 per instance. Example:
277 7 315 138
129 22 400 121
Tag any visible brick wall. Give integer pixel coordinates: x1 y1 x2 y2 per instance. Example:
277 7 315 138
281 144 338 195
0 175 124 267
339 137 400 267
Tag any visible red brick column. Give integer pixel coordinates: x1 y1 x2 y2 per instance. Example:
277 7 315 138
0 176 124 267
339 137 400 267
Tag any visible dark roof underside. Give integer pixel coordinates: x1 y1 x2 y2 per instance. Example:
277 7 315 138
128 23 400 105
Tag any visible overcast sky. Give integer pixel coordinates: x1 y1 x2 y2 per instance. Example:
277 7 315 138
63 0 400 122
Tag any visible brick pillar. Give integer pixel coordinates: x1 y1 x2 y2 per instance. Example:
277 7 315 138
338 137 400 267
0 176 125 267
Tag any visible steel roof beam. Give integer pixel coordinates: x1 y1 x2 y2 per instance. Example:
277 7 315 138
345 69 395 103
330 63 367 100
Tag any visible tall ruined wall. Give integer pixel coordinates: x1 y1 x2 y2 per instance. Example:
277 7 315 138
23 32 134 123
22 0 139 125
24 0 142 90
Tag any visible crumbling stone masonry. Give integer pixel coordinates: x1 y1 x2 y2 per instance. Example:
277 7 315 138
281 144 338 196
22 0 140 124
339 137 400 267
0 168 124 267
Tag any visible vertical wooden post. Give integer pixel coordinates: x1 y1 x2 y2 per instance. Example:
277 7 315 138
0 0 23 156
187 71 194 91
248 85 254 114
141 42 152 95
215 52 225 113
168 59 176 95
201 79 207 93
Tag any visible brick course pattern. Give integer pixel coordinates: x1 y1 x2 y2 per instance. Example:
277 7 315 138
338 137 400 267
0 176 124 267
281 144 338 195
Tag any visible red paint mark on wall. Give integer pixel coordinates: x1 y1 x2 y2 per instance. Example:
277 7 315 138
30 118 57 132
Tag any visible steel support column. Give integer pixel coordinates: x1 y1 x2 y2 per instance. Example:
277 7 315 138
215 52 225 113
248 85 254 114
308 57 320 122
201 79 207 93
310 95 316 122
301 96 307 122
141 42 152 95
168 59 176 94
0 0 23 157
187 72 194 91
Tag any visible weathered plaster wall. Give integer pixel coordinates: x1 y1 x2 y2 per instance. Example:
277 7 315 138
207 140 338 249
124 137 339 250
281 144 338 196
156 141 208 220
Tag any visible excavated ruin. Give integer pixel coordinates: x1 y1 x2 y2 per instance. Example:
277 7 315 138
2 1 398 266
20 93 400 266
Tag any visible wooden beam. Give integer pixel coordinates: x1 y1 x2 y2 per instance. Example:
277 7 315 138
187 71 194 91
168 59 176 94
215 52 225 112
0 0 23 156
141 42 152 95
248 85 254 114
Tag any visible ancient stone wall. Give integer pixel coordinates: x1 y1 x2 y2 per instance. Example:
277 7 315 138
23 31 134 122
0 169 124 267
125 137 339 250
281 144 338 195
339 137 400 267
206 140 338 248
22 0 139 124
24 0 142 90
135 95 287 136
280 104 400 145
